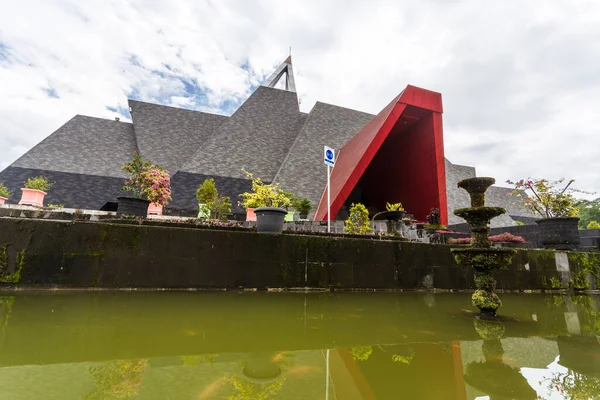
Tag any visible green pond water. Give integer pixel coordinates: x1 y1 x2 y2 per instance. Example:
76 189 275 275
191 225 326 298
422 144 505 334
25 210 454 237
0 291 599 399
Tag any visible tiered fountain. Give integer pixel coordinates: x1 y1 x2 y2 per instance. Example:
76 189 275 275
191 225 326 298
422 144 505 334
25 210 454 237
451 177 515 317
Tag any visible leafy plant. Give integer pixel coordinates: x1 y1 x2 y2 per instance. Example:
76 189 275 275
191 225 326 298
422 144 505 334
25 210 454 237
293 197 312 214
507 178 591 218
196 178 231 221
238 169 292 209
427 208 441 225
47 204 65 209
344 203 371 234
386 202 404 211
588 220 600 229
121 152 172 206
0 183 11 198
23 176 53 192
196 178 218 204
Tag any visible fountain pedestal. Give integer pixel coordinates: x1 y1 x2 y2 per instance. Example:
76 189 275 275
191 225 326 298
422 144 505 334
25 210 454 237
451 178 515 317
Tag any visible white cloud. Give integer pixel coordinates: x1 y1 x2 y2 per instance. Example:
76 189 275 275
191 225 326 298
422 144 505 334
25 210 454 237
0 0 599 192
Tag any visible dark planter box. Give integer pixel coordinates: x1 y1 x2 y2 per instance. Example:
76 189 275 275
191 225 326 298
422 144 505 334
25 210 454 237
116 197 150 217
536 217 580 250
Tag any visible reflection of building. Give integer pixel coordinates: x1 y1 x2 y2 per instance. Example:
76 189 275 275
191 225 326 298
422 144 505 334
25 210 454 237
0 57 529 225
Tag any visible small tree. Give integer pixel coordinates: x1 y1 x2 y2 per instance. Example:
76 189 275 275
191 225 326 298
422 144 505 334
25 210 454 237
345 203 371 234
507 178 589 218
196 178 231 221
121 152 172 206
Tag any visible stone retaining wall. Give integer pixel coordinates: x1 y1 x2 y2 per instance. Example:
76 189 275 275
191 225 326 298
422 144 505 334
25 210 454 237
1 218 599 291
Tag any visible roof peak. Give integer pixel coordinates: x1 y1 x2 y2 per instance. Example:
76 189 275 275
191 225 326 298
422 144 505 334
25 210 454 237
263 57 296 92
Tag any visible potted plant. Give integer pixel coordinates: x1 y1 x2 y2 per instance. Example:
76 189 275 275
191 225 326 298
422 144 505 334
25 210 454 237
119 152 172 217
19 176 53 207
196 178 232 221
373 202 407 237
293 197 312 220
0 183 11 205
239 169 292 233
508 178 589 249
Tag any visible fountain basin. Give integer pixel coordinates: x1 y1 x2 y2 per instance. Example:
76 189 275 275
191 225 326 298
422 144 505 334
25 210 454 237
454 207 507 227
451 248 515 271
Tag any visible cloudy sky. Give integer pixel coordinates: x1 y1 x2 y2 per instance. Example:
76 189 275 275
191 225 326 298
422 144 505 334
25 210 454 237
1 0 599 193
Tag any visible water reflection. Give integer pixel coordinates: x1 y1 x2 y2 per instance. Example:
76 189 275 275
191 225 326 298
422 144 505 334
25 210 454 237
0 292 599 399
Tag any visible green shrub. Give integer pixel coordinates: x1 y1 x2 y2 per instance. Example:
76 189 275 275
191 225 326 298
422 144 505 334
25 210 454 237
293 198 312 214
0 183 11 198
345 203 371 234
588 220 600 229
196 178 231 221
23 176 53 192
238 169 292 209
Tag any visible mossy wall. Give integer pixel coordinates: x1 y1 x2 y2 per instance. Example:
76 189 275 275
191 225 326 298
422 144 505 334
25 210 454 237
0 218 598 290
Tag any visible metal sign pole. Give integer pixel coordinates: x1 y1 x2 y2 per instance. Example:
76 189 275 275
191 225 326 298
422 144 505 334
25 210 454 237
327 164 331 233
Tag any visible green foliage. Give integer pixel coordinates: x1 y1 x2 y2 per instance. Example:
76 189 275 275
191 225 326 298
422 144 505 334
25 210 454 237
587 220 600 229
516 220 525 226
351 346 373 361
0 248 25 284
507 178 590 218
577 198 600 229
293 197 312 214
196 179 231 221
549 276 562 289
0 182 11 198
196 178 219 204
23 176 53 192
386 202 404 211
344 203 371 234
47 204 65 209
238 169 293 209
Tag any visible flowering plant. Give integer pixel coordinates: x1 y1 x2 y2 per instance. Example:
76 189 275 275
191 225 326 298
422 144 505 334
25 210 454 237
121 152 172 206
448 232 526 244
506 178 588 218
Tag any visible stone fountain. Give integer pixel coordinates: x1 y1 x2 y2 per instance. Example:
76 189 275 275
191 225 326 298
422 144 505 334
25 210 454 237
451 177 515 317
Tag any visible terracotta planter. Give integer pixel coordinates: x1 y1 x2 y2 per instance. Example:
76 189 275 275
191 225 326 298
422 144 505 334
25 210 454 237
116 196 150 217
0 196 7 205
147 203 163 215
18 188 47 207
246 208 257 221
536 217 580 250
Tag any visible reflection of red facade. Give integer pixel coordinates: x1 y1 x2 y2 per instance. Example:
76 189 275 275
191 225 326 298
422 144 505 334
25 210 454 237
314 85 448 225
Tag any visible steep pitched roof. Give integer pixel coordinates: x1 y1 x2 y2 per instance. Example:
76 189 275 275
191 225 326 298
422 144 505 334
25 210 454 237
274 102 374 209
129 100 227 174
10 115 136 178
180 86 303 181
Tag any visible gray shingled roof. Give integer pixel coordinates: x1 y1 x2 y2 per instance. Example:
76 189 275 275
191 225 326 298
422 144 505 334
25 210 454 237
129 100 227 174
274 102 374 212
11 115 136 178
180 86 304 182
